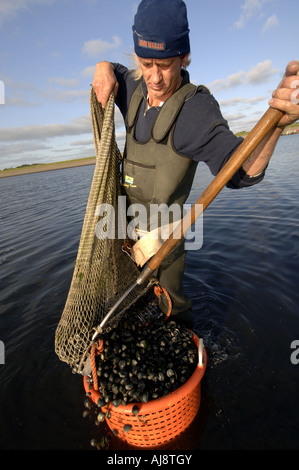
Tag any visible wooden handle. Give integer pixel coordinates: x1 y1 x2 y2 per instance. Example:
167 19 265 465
147 107 283 272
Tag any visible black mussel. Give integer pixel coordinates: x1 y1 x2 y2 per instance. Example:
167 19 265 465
97 411 106 423
97 398 105 407
125 382 134 391
123 424 132 433
119 370 128 378
140 391 149 403
84 398 92 409
90 438 97 447
147 372 155 381
112 398 122 407
158 372 165 381
104 393 113 403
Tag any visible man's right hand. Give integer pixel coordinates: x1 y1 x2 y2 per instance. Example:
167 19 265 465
92 61 119 107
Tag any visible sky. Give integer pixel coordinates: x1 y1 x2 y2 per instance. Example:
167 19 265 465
0 0 298 170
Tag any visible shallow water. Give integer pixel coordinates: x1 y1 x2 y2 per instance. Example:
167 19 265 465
0 134 298 450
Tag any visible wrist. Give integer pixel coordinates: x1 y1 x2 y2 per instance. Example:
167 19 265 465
276 122 286 131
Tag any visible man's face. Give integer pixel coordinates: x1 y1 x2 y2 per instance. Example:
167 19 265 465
137 55 188 105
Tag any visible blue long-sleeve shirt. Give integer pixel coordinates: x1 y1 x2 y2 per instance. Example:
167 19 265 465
112 62 265 189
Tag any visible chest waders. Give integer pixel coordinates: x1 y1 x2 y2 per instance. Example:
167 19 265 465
122 82 199 327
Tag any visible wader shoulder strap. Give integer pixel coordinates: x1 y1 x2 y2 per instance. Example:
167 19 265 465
125 82 199 139
151 82 198 142
125 83 144 129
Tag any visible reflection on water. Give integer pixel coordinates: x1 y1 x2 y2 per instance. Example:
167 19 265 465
0 135 298 450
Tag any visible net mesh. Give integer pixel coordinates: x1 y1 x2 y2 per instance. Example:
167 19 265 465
55 91 153 373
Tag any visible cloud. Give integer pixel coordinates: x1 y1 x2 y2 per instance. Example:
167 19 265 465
247 60 279 84
48 77 80 88
219 96 268 107
208 71 246 92
82 65 97 78
0 0 101 28
0 115 92 142
262 14 279 33
224 112 246 123
0 106 125 144
234 0 264 29
5 96 41 107
234 0 276 30
82 36 122 58
0 0 55 27
37 88 90 103
1 73 89 107
0 73 34 91
208 60 279 92
0 141 51 157
70 139 94 147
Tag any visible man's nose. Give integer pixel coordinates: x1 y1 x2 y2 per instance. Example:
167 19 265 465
151 64 162 83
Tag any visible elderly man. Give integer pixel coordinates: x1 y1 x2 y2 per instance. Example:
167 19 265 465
92 0 299 328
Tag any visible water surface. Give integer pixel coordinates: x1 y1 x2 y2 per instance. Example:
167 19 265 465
0 134 298 450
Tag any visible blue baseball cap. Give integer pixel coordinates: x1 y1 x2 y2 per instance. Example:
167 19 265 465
133 0 190 59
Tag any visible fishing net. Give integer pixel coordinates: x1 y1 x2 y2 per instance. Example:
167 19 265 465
55 91 155 374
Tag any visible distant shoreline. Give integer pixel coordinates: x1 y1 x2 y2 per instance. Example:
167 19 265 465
235 125 299 138
0 157 96 179
1 124 298 179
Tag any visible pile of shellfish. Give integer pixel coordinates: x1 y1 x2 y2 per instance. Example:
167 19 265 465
88 312 198 408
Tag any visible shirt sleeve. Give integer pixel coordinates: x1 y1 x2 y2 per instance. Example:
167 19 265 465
111 63 140 120
173 89 265 188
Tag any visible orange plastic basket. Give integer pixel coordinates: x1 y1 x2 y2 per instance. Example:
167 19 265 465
83 333 207 448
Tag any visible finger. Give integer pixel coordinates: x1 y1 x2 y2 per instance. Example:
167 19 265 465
285 60 299 77
91 84 109 107
268 97 299 127
272 86 299 102
102 87 116 107
113 81 119 98
277 75 299 90
91 81 102 103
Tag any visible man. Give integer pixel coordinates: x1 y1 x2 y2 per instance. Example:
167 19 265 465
92 0 299 328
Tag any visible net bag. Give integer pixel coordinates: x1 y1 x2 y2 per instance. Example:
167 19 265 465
55 91 152 373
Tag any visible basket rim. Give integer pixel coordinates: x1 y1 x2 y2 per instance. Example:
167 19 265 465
84 332 207 413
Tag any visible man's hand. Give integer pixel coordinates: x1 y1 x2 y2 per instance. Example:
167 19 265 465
92 61 119 107
242 60 299 177
269 60 299 128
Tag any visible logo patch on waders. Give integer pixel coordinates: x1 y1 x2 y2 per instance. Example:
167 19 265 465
124 175 136 187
